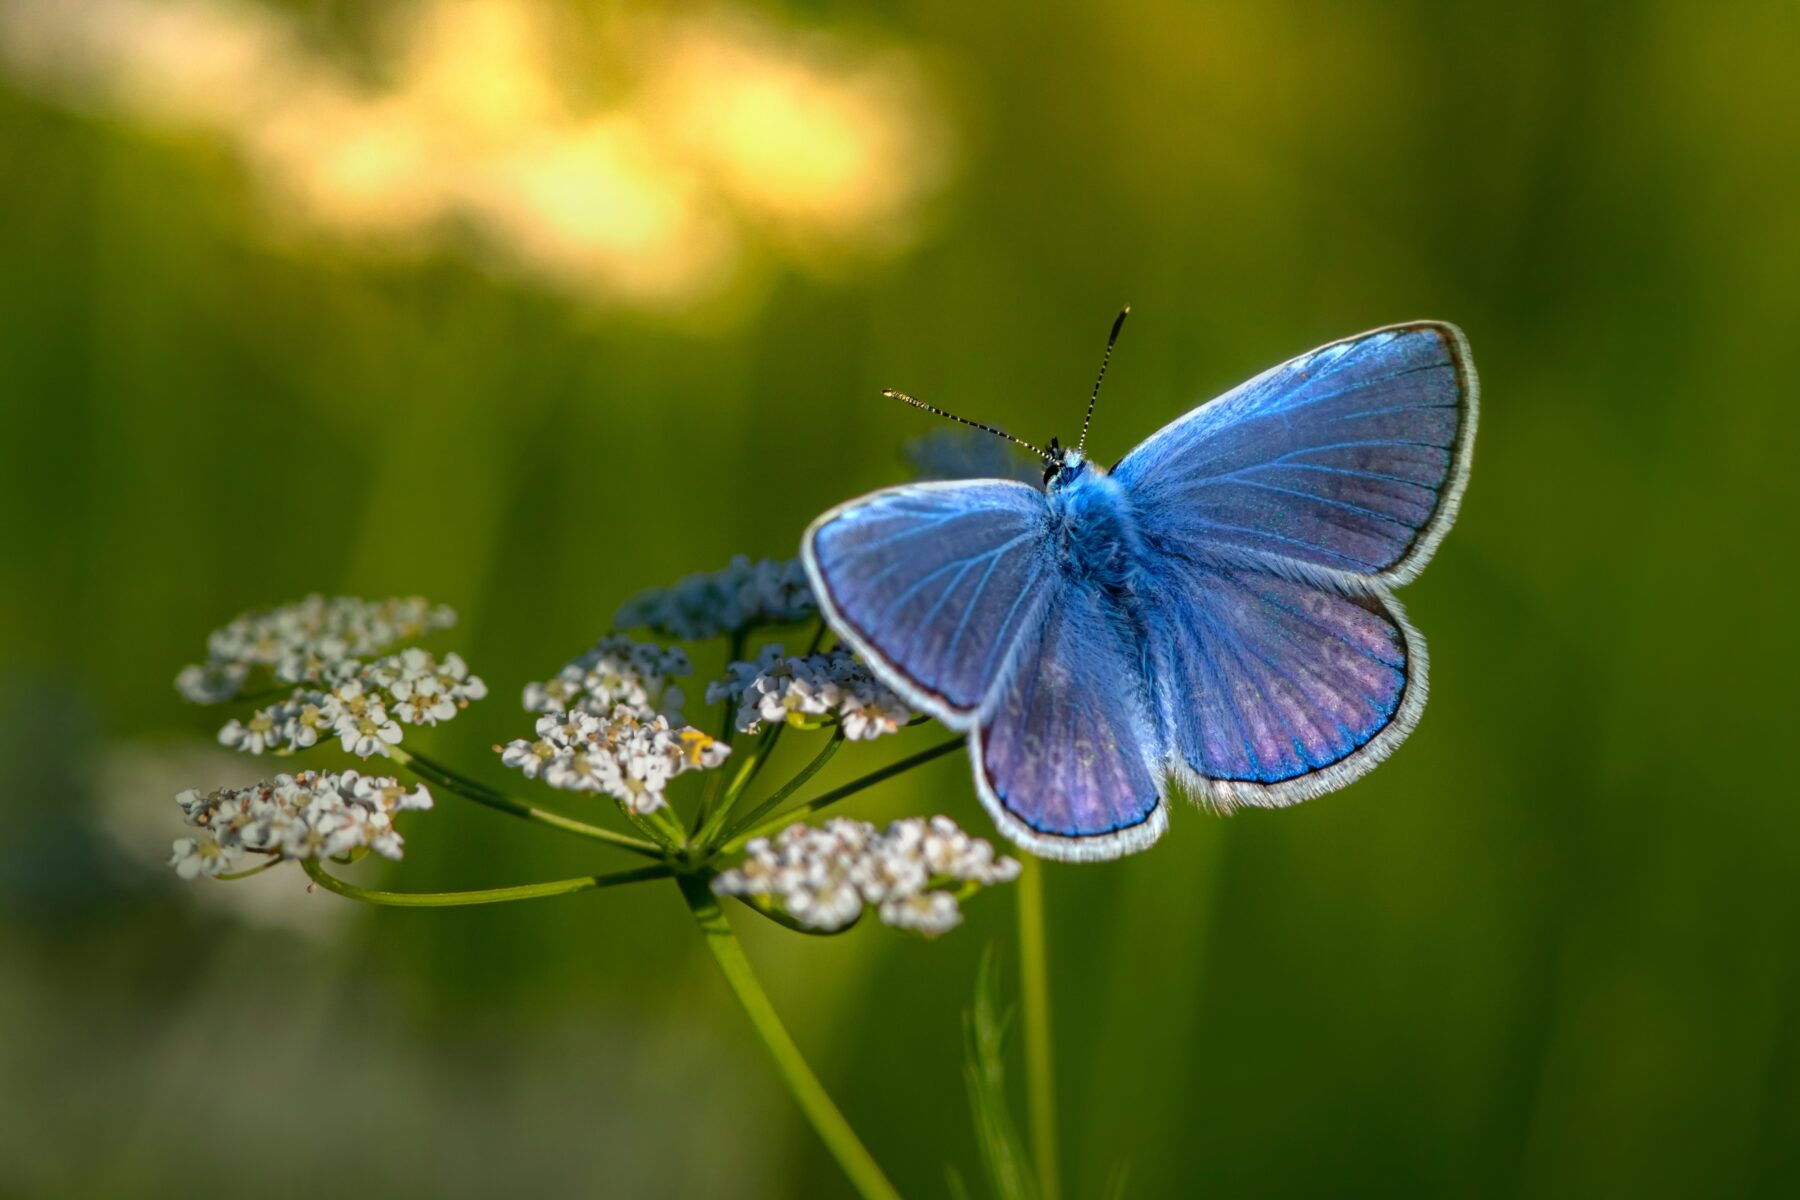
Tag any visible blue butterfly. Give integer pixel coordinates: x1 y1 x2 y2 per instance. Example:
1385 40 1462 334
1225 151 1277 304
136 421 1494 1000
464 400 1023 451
802 315 1478 861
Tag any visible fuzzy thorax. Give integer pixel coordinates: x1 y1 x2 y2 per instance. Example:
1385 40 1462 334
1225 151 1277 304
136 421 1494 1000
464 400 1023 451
1044 453 1142 591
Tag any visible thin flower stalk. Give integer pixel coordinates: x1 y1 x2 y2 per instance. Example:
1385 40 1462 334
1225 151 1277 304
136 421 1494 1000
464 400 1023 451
1017 855 1063 1200
712 731 844 847
396 747 664 858
697 722 783 838
677 874 901 1200
726 737 963 851
302 857 670 906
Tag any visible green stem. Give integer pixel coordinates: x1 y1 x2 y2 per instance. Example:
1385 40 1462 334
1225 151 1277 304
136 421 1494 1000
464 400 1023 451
725 737 962 851
734 722 789 802
694 627 751 834
214 859 282 882
728 893 863 937
714 732 844 846
677 874 901 1200
1017 857 1061 1200
695 726 778 849
642 802 690 849
394 747 664 859
729 724 786 801
616 804 669 849
302 857 670 906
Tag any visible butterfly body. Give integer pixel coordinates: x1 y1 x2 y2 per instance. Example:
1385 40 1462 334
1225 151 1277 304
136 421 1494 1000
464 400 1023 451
1044 455 1144 593
804 321 1476 861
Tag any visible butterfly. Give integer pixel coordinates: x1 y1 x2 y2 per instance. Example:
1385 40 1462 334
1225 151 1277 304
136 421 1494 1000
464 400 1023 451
801 313 1477 861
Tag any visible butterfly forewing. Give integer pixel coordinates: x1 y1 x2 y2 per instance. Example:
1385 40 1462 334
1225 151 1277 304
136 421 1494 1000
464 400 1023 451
1113 323 1476 587
802 480 1057 723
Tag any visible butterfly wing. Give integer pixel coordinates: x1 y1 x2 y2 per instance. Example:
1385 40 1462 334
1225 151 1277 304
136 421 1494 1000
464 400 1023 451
1114 322 1474 807
970 578 1168 860
802 480 1058 725
1113 322 1476 588
1142 559 1422 808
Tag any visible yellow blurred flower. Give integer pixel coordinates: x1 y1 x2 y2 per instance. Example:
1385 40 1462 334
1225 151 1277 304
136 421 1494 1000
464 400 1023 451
0 0 955 312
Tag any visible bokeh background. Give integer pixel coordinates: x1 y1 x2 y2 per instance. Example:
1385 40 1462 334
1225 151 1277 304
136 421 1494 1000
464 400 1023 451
3 1 1797 1196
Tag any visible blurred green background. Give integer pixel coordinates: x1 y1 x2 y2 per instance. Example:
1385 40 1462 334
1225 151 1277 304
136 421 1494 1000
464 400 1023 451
3 0 1797 1196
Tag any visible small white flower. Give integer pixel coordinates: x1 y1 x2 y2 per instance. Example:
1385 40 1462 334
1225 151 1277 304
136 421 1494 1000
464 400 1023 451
521 637 689 722
174 787 210 820
708 645 912 738
386 648 475 725
786 875 866 931
347 772 433 814
329 683 403 758
497 705 729 815
500 736 557 779
176 662 248 704
166 769 434 878
522 666 586 714
169 832 241 880
175 595 458 703
878 890 963 935
614 556 817 641
712 815 1015 936
217 712 281 755
214 650 486 760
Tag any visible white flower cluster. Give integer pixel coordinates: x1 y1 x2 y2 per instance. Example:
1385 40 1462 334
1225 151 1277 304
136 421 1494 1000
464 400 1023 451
521 636 689 723
218 648 488 760
904 428 1044 485
706 645 912 740
498 707 730 814
176 595 457 703
168 769 433 879
614 555 816 641
713 816 1021 935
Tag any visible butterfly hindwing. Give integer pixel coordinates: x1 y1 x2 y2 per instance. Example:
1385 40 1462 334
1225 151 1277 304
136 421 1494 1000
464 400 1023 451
1143 559 1422 809
802 480 1056 724
971 578 1168 860
1113 322 1476 587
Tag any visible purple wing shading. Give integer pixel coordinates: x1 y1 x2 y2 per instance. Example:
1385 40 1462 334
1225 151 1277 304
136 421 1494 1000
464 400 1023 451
1144 557 1424 809
1113 323 1477 588
801 481 1055 724
971 581 1168 861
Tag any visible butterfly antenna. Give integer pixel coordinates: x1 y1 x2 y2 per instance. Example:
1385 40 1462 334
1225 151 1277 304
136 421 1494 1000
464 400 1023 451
881 389 1051 461
1076 304 1130 457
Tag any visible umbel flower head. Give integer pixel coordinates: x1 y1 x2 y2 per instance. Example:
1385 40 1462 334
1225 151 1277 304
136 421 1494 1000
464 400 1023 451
522 635 690 723
217 648 488 760
713 816 1021 936
176 595 457 703
498 706 729 814
707 645 913 740
614 555 816 641
168 769 433 879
